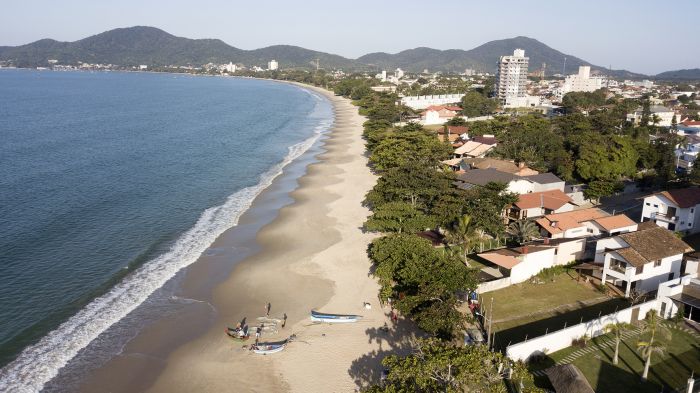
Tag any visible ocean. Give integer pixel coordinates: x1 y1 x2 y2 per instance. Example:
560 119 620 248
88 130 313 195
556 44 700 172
0 69 332 391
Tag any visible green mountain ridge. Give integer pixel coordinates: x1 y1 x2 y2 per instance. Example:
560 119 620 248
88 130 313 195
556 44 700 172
0 26 693 79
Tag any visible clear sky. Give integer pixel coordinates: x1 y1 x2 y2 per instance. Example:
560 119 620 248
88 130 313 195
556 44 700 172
2 0 698 75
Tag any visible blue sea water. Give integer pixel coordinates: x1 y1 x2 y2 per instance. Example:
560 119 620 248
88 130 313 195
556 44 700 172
0 69 332 390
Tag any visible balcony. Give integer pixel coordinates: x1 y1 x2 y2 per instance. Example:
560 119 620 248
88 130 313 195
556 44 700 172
609 263 627 274
651 212 678 222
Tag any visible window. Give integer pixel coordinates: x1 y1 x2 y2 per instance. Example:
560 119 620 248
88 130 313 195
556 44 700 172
653 204 658 208
668 272 674 281
691 208 695 213
645 202 650 206
654 260 662 267
636 265 644 274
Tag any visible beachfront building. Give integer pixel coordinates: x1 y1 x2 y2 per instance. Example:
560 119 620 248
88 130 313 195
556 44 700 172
420 105 461 125
400 94 466 110
456 169 564 194
496 49 528 107
268 60 279 71
640 188 700 234
595 222 693 296
224 62 237 73
535 209 637 240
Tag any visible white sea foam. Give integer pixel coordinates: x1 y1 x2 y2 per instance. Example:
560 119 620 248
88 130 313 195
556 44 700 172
0 116 332 393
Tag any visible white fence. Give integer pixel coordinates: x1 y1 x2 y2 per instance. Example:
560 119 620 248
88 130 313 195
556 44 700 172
506 299 659 362
477 277 512 293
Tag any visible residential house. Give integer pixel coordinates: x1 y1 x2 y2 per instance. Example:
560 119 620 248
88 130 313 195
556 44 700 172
453 137 497 158
477 245 556 285
435 125 469 144
657 273 700 322
596 222 693 296
421 105 461 125
461 157 538 176
535 209 637 239
506 189 577 221
455 168 564 194
675 134 700 171
476 237 586 290
640 188 700 234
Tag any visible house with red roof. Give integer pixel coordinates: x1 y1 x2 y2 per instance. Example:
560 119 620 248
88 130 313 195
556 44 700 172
421 105 462 125
506 189 577 221
641 188 700 234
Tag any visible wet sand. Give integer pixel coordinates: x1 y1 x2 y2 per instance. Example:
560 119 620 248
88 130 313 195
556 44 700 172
77 84 415 392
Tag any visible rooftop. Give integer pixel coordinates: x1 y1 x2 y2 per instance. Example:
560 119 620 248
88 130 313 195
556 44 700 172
653 188 700 208
545 364 595 393
514 189 573 210
456 168 562 188
535 208 609 235
614 223 694 267
591 214 637 231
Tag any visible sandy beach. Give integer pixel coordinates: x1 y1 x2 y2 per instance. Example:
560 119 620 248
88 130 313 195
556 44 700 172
77 83 415 392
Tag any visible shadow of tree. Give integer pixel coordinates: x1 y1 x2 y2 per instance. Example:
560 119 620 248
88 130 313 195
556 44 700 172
347 312 425 390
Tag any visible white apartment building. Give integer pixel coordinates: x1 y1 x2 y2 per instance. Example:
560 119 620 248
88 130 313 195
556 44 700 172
268 60 279 71
224 62 237 73
595 222 692 296
641 188 700 234
399 94 465 110
395 68 405 79
558 66 606 98
496 49 528 107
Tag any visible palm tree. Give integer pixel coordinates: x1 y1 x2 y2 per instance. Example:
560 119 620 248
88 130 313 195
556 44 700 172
604 322 632 365
445 215 479 266
637 310 671 381
506 220 540 245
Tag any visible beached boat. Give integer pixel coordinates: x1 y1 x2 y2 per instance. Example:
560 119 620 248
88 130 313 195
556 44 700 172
310 310 362 323
250 343 286 354
225 327 250 341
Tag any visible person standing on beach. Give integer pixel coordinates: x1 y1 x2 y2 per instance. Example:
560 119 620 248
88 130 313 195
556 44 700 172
255 326 261 345
282 313 287 328
265 302 271 317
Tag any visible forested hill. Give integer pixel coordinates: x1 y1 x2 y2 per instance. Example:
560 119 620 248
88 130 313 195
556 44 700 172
358 36 643 79
0 26 365 70
653 68 700 81
0 26 690 79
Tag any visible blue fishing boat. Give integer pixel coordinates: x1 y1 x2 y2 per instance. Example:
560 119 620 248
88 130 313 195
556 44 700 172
310 310 362 323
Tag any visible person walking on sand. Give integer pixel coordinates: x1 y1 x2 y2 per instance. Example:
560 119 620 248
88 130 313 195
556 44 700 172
265 302 271 317
255 326 261 345
282 313 288 328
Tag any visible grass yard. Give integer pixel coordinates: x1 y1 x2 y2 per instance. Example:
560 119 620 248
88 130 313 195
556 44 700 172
530 324 700 393
477 271 630 350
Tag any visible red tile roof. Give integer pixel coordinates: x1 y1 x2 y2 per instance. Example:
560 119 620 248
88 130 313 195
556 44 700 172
515 190 573 210
656 188 700 208
592 214 636 231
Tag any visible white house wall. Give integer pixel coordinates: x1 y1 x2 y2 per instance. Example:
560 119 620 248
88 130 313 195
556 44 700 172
510 249 557 283
554 239 585 264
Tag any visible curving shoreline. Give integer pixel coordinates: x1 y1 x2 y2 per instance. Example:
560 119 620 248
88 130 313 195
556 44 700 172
73 83 413 392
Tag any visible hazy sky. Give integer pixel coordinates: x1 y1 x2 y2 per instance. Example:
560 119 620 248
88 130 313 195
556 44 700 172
2 0 698 74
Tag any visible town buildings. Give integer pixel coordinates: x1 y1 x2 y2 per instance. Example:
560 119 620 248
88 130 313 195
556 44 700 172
558 66 606 98
495 49 528 107
267 59 278 70
626 105 679 127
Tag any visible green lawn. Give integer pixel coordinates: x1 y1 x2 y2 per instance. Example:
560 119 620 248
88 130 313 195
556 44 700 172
530 324 700 392
477 272 630 349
